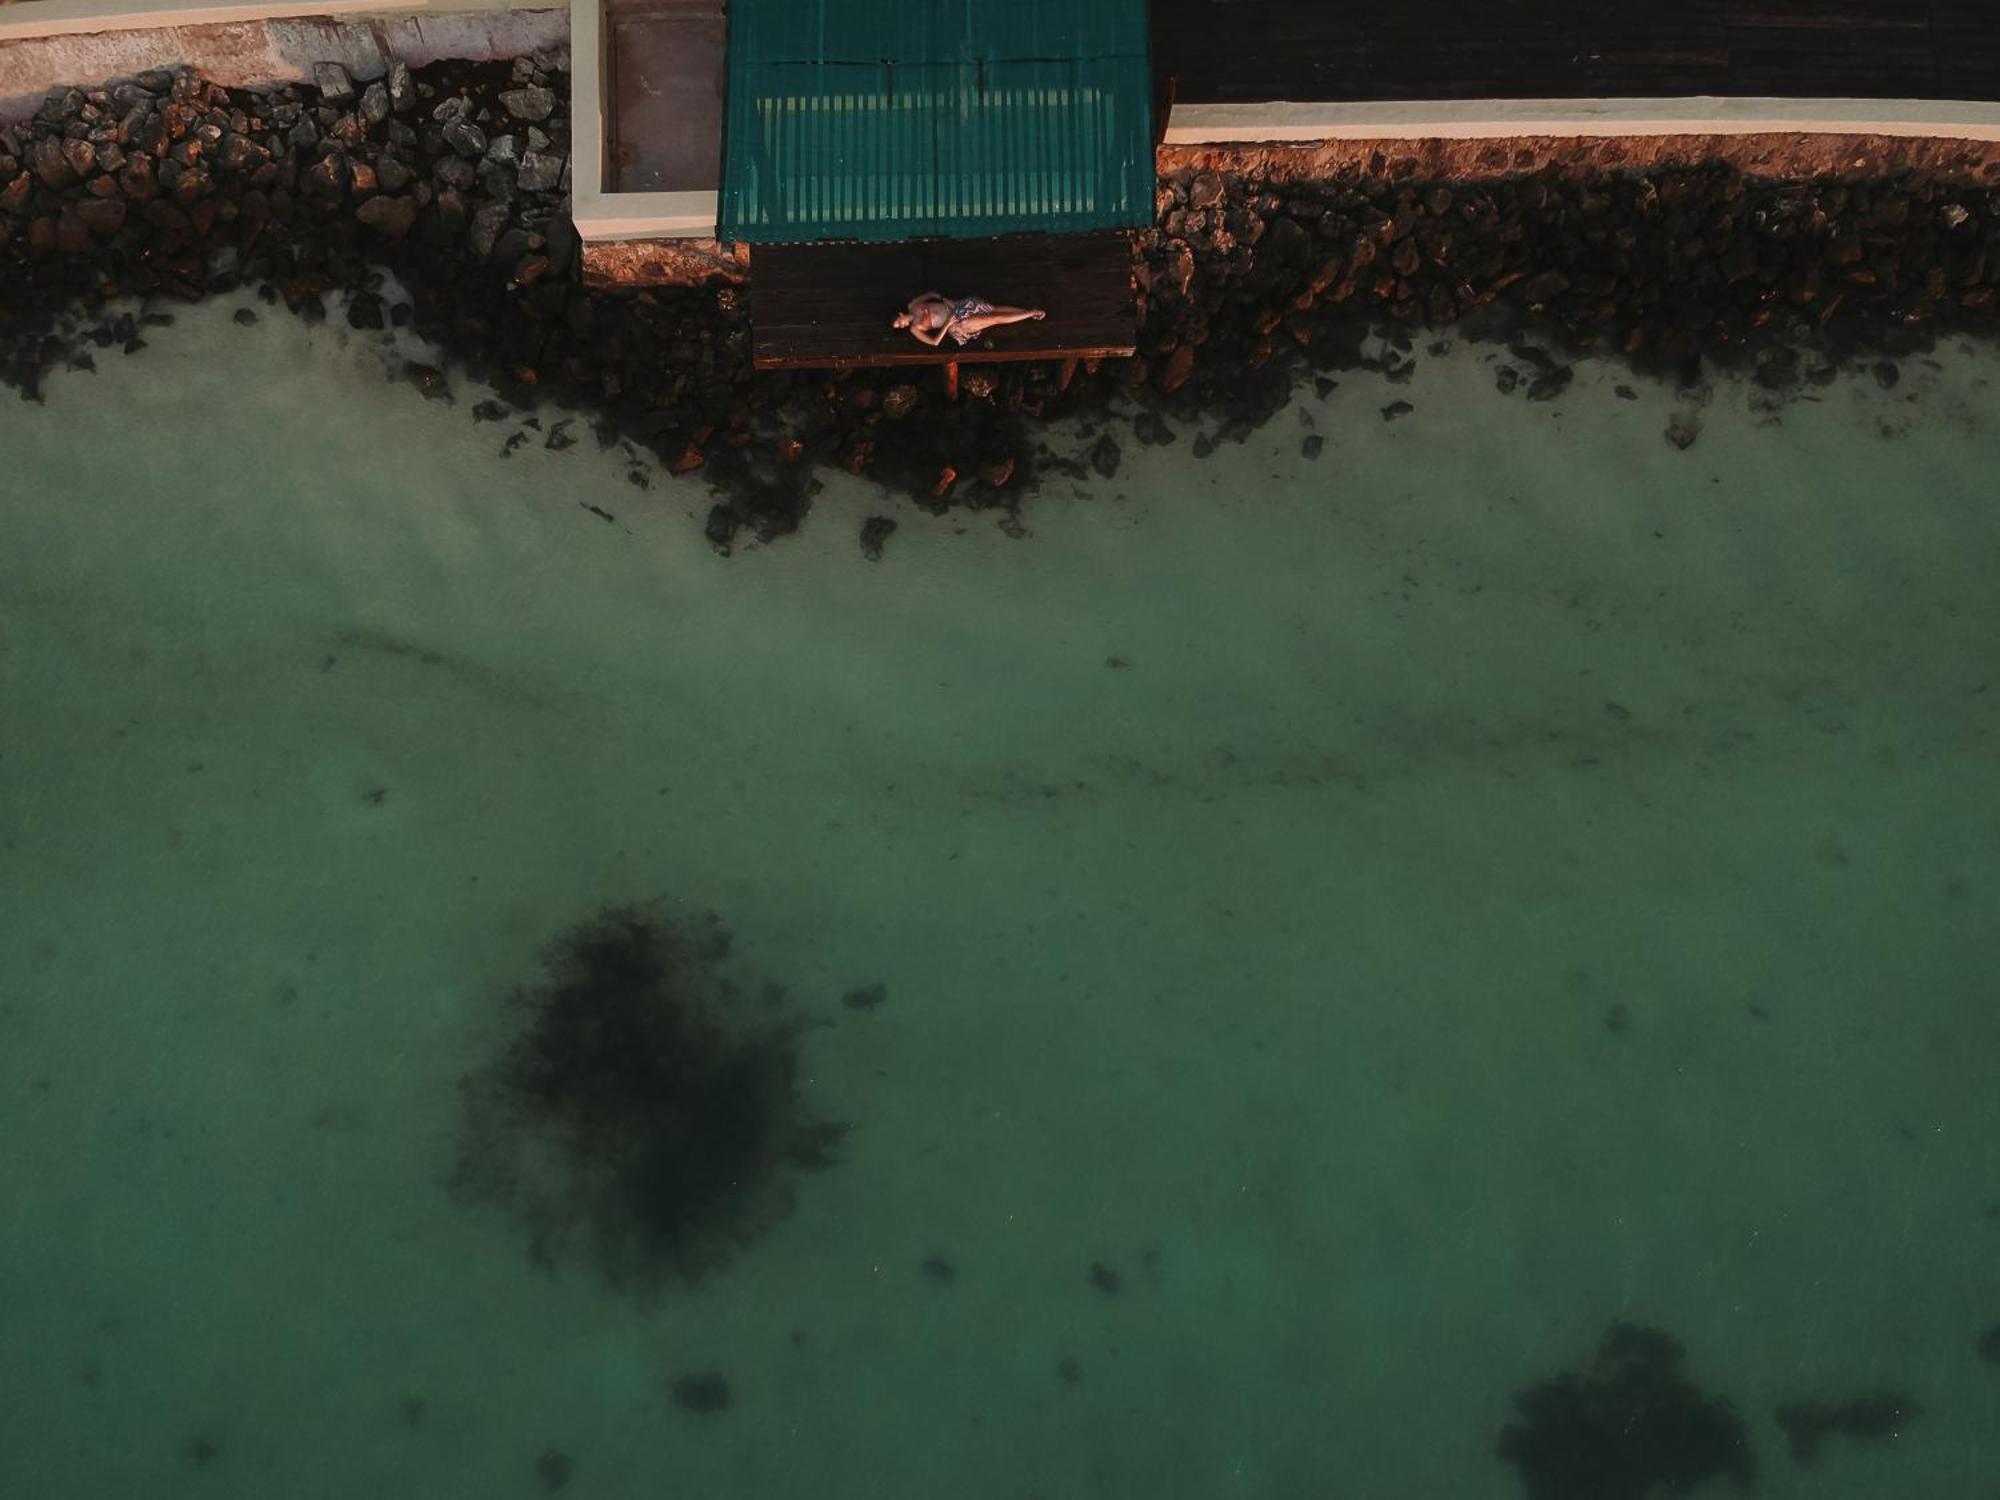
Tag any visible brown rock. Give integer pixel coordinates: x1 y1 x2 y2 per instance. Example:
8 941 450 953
29 137 76 189
1189 170 1223 209
55 206 90 253
982 456 1015 488
76 197 126 235
354 193 417 238
882 382 919 419
0 172 30 215
62 138 98 179
1159 342 1194 393
930 464 957 499
670 443 705 475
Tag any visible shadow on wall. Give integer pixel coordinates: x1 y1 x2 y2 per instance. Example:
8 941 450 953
0 8 569 122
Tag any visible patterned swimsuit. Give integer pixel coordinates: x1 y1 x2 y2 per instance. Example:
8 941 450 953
945 297 994 345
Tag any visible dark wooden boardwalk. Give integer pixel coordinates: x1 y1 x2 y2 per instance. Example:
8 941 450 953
751 232 1136 371
1152 0 2000 105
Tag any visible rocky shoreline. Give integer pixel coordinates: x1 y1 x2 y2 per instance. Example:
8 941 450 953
3 59 1998 553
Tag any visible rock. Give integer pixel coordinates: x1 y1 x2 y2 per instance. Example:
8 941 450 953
1526 367 1573 401
359 82 391 130
355 193 417 238
405 362 449 399
435 155 474 190
1381 400 1414 421
0 173 30 216
468 201 509 258
313 62 354 102
1088 432 1120 478
516 150 563 193
670 443 705 475
858 516 896 561
232 307 258 326
288 117 319 153
62 138 98 179
1517 270 1571 304
704 503 741 554
471 398 509 422
1872 360 1900 389
982 455 1015 488
75 197 126 235
881 383 918 419
376 153 414 192
1159 342 1194 392
1301 433 1324 460
442 118 487 159
510 254 550 285
1665 419 1700 450
30 137 76 189
491 226 536 265
1188 170 1224 209
485 133 520 168
1133 410 1175 446
388 59 414 113
1495 365 1519 395
498 86 555 123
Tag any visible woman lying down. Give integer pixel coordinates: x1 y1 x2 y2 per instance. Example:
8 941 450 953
894 292 1046 347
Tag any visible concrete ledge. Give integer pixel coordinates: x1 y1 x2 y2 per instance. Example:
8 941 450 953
0 7 566 119
1166 96 2000 145
0 0 533 42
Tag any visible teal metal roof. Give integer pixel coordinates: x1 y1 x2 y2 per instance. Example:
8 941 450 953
718 0 1154 244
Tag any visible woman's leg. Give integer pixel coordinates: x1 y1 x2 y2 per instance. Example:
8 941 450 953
952 307 1046 339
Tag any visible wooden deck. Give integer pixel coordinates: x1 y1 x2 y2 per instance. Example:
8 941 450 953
1150 0 2000 105
751 232 1137 372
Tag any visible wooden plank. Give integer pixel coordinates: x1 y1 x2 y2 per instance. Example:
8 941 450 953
751 231 1137 371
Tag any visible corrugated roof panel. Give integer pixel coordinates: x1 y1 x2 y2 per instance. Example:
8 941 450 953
719 0 1153 243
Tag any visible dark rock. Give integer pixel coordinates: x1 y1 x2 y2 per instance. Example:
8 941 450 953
1526 367 1573 401
858 518 896 562
75 197 126 236
516 150 563 194
534 1449 573 1491
62 138 98 180
355 193 417 238
1873 360 1900 389
704 503 741 554
1301 433 1324 460
1495 365 1520 395
312 62 354 102
472 398 509 422
405 362 448 399
1133 410 1175 445
1191 433 1215 458
442 117 487 159
233 307 258 326
499 86 556 123
1 173 32 216
468 201 509 258
1380 400 1414 421
1088 1261 1121 1295
1774 1394 1920 1467
1188 170 1223 210
492 226 535 266
376 153 414 192
1088 432 1120 478
670 1371 731 1413
1614 384 1638 400
29 137 76 189
434 154 475 191
1665 419 1700 450
1498 1324 1752 1500
359 82 391 130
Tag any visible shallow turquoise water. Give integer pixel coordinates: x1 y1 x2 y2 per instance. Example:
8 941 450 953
2 298 1997 1498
